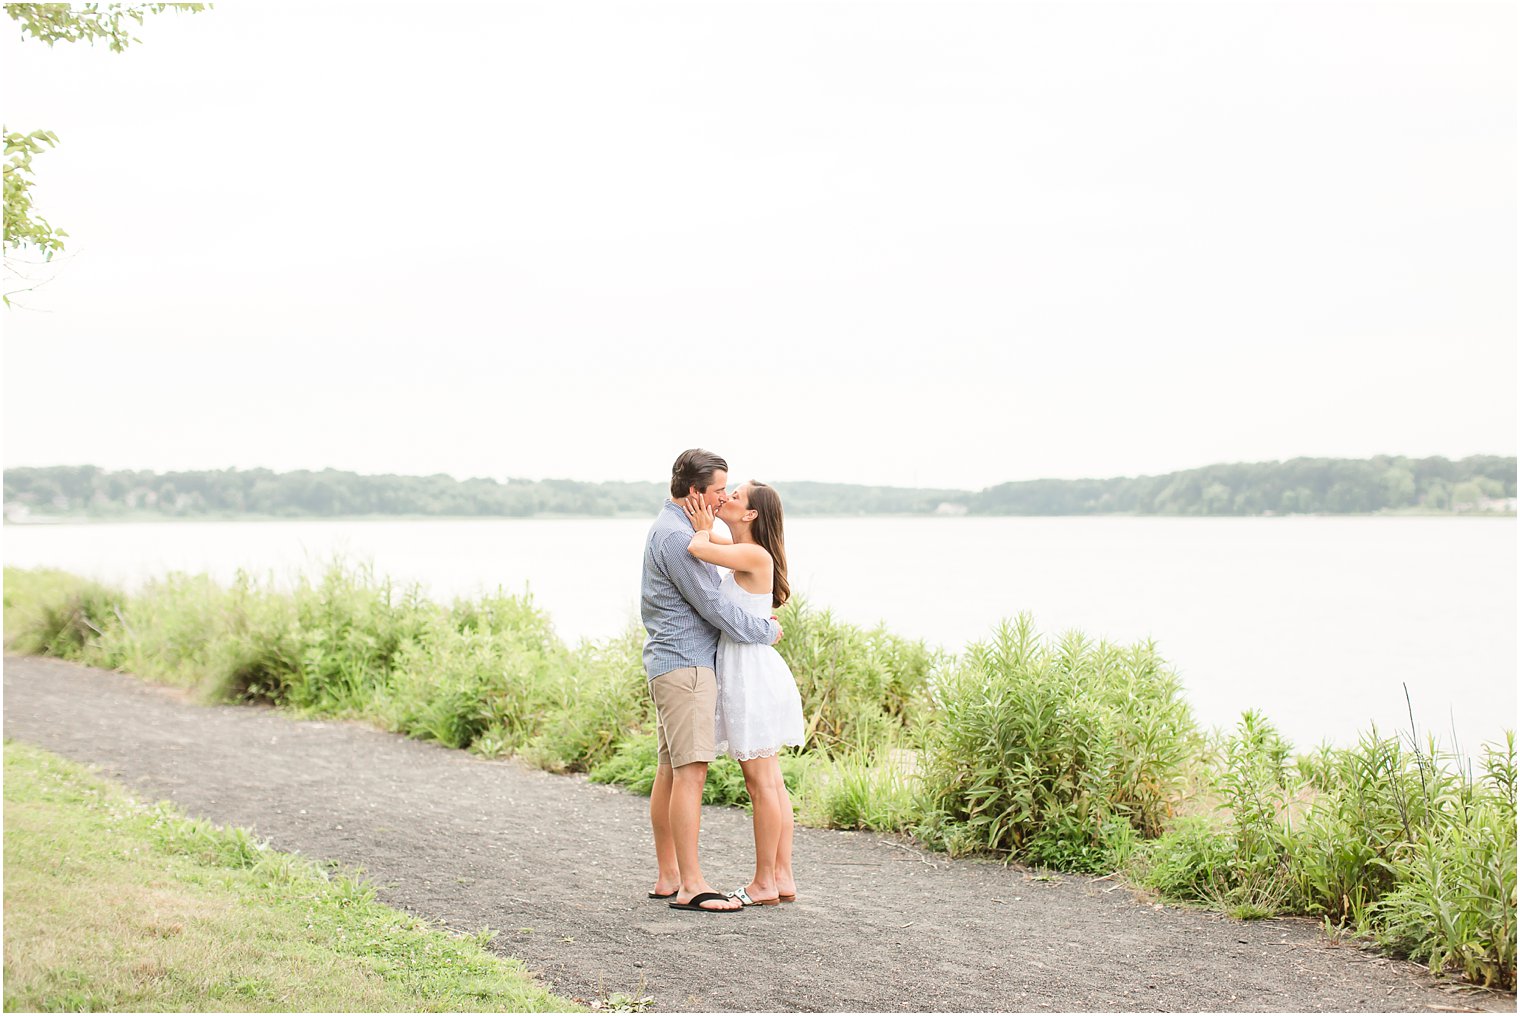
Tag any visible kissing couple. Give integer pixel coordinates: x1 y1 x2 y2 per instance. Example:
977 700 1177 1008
640 448 807 913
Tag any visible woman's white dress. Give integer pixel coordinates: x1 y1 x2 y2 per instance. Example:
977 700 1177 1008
714 571 806 761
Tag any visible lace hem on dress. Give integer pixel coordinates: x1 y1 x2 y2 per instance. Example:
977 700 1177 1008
715 739 803 762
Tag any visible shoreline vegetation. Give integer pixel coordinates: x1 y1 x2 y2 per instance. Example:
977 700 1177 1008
4 455 1516 522
2 741 580 1012
4 563 1515 991
6 508 1519 527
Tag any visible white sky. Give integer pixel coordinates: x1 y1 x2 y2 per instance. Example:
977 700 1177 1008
2 1 1514 489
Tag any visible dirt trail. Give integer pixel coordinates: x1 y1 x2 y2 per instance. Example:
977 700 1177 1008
3 656 1512 1013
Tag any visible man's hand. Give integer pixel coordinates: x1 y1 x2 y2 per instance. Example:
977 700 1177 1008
683 494 715 533
771 616 784 645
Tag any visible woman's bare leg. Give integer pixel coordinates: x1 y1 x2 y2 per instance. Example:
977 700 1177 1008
774 766 796 898
738 756 784 900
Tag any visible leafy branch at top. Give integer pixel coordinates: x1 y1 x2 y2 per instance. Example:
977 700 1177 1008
3 130 67 262
3 4 210 299
6 3 208 53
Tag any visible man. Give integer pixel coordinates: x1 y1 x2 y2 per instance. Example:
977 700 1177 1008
642 448 783 913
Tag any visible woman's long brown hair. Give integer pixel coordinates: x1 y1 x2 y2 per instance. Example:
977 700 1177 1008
745 481 790 610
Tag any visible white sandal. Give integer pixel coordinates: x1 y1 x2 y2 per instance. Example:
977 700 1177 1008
728 887 780 906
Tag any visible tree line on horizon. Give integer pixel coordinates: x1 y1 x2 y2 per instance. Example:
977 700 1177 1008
2 456 1514 520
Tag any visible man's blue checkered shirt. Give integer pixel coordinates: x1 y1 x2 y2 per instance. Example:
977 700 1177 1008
641 500 780 679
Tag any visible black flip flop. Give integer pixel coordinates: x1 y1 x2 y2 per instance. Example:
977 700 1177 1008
647 890 677 900
668 891 739 912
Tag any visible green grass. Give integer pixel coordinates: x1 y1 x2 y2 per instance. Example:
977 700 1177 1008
2 740 579 1012
791 741 925 832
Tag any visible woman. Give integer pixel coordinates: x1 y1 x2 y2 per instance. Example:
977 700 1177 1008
682 481 805 907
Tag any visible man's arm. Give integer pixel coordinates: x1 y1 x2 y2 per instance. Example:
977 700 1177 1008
660 533 781 645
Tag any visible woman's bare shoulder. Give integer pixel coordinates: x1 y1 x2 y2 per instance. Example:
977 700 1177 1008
736 542 772 570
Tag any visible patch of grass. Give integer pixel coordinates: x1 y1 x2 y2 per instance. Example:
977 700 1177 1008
2 740 579 1012
793 743 924 832
590 991 654 1011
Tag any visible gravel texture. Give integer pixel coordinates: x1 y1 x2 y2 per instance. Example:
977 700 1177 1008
4 655 1513 1013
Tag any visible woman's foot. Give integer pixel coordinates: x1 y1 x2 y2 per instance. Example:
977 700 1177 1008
649 872 680 899
741 880 779 904
774 868 796 900
729 886 779 906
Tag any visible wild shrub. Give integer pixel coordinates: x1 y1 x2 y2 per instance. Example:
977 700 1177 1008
1134 713 1299 916
1133 815 1237 902
520 628 653 773
1027 814 1143 874
1374 797 1517 988
588 734 661 795
775 598 942 754
285 565 436 714
381 598 564 752
4 569 123 662
199 572 304 703
1370 733 1517 989
1214 711 1298 913
1288 729 1431 924
916 614 1197 861
1094 637 1200 837
2 566 50 639
98 572 227 687
1179 711 1301 918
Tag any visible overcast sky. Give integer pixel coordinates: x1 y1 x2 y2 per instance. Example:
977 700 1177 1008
2 2 1513 489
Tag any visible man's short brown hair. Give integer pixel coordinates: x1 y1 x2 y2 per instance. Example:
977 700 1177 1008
669 448 728 499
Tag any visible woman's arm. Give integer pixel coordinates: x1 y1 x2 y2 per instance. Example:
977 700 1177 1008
660 532 781 645
688 531 770 573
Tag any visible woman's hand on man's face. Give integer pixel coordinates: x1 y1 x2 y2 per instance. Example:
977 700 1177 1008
683 493 715 532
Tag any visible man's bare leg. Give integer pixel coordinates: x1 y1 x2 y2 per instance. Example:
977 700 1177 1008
670 760 739 911
649 763 680 896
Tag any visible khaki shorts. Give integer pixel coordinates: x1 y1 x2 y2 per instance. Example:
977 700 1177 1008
649 666 718 769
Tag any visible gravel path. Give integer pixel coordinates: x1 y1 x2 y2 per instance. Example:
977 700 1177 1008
3 656 1513 1013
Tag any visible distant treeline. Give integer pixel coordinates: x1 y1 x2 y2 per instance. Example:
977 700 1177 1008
970 455 1516 516
2 455 1514 519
